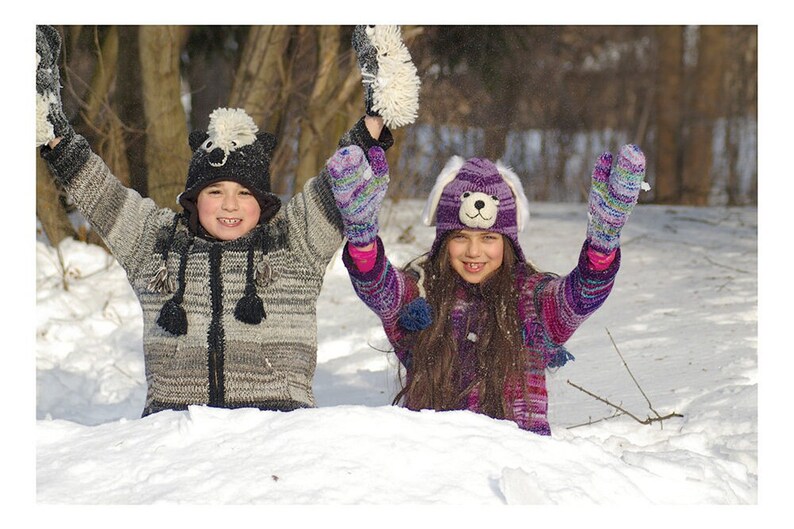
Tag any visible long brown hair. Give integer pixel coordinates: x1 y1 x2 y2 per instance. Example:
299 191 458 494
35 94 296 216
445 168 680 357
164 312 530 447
394 233 545 420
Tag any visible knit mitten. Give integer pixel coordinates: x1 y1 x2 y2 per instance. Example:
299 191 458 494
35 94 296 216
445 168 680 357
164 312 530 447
328 144 389 247
36 25 72 146
352 25 420 129
586 144 646 253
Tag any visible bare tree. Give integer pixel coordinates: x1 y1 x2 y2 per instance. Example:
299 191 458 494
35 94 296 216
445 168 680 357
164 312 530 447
138 25 192 210
36 156 75 244
294 26 360 191
681 26 726 205
654 26 684 204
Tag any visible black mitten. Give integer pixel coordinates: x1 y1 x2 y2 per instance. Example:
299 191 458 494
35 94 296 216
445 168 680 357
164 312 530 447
352 25 380 117
36 25 71 146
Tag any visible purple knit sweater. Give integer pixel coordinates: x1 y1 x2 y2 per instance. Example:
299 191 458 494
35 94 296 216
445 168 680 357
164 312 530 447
342 237 620 435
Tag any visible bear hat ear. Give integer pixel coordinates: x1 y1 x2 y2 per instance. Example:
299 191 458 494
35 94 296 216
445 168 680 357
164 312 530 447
189 130 209 152
421 155 465 226
257 131 278 154
495 159 530 232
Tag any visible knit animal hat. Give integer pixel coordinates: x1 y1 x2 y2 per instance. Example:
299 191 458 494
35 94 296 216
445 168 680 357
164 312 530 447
397 157 530 333
422 156 530 262
178 108 282 234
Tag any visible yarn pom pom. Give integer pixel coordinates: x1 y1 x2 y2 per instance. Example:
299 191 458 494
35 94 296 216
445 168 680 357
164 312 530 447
157 299 188 336
398 297 433 332
235 293 266 324
206 108 259 152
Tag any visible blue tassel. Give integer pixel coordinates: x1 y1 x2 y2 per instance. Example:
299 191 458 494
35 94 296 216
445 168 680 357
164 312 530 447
547 347 575 369
398 297 433 332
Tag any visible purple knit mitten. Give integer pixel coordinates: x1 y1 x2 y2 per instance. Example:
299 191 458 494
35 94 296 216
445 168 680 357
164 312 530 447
586 144 646 253
328 145 389 246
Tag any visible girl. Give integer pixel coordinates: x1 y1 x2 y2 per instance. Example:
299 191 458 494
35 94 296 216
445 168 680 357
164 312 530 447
328 145 645 435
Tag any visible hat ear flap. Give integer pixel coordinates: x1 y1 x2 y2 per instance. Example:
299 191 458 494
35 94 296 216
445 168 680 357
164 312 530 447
495 159 530 232
257 131 278 154
421 156 466 226
189 130 208 152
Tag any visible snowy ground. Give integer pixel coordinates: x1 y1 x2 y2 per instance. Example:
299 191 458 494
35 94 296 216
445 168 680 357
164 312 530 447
33 201 760 509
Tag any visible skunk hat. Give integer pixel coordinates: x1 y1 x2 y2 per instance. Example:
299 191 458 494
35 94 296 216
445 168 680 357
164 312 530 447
178 108 281 234
421 156 530 262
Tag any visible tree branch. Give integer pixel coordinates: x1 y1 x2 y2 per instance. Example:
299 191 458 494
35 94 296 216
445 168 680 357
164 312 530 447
566 328 684 429
606 327 662 420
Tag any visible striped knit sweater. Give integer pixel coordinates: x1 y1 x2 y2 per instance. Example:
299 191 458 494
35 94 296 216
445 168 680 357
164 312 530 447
342 238 620 435
41 119 392 416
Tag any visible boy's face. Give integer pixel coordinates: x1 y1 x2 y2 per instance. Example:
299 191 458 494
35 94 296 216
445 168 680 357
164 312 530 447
447 229 504 284
196 181 261 240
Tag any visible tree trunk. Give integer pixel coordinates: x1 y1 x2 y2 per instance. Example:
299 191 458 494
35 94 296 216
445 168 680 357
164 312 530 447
654 26 684 204
228 26 295 195
681 26 725 205
36 155 77 245
295 26 360 191
229 26 293 132
483 75 520 161
138 26 191 210
82 26 119 125
116 26 148 197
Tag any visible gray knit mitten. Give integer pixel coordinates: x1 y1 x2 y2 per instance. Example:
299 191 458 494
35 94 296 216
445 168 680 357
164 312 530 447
36 25 71 146
586 144 647 253
327 145 389 247
351 25 420 129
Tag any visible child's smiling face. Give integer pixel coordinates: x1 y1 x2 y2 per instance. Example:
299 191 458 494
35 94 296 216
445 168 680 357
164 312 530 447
196 181 261 240
446 229 505 284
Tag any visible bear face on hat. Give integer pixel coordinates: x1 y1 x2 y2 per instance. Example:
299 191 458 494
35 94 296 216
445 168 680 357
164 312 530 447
422 156 530 262
178 108 282 235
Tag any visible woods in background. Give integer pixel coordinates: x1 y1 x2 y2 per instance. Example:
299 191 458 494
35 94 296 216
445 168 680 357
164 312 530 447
36 25 757 245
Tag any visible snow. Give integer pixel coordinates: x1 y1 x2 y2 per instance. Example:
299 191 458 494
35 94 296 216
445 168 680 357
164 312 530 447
32 200 763 515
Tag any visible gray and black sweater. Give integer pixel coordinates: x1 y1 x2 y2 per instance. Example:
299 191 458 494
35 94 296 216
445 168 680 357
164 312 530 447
41 119 393 416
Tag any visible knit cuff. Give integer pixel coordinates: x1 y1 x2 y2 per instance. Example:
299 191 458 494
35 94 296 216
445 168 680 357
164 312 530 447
342 236 386 281
347 241 378 273
579 240 621 279
39 131 91 186
586 246 617 271
338 116 394 153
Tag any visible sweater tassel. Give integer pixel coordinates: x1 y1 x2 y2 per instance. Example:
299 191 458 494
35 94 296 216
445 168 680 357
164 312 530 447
398 297 433 331
157 298 188 335
235 244 266 324
234 292 266 324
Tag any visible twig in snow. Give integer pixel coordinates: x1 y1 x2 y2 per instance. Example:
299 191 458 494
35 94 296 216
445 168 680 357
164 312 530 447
567 409 626 430
703 255 749 275
566 328 684 429
566 380 683 427
606 328 661 420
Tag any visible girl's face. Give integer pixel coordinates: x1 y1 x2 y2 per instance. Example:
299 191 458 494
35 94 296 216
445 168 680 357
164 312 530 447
197 181 261 240
446 230 505 284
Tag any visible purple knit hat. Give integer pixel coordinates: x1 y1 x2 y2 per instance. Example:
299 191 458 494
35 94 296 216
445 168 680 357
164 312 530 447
422 156 530 262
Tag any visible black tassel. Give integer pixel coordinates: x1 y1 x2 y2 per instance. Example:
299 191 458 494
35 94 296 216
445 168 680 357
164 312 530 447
156 224 190 335
234 244 266 324
234 292 266 324
157 298 188 335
